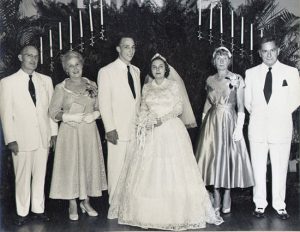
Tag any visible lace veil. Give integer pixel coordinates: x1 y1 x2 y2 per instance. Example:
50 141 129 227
145 54 197 128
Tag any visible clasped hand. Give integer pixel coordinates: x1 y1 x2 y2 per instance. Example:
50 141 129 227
62 112 100 124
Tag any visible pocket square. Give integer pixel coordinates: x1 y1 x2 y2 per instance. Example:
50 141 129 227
282 80 288 86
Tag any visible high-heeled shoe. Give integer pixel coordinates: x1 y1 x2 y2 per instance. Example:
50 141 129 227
69 208 79 221
79 202 98 217
222 207 231 214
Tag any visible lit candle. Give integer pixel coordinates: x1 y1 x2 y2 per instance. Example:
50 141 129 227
59 22 62 50
231 10 234 38
241 16 244 44
100 0 103 25
89 4 94 32
260 28 263 38
220 5 223 34
40 36 43 64
79 10 83 37
49 29 53 58
69 16 72 44
209 4 213 30
250 23 253 50
198 0 202 26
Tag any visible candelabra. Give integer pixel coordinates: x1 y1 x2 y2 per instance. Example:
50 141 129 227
79 37 84 52
99 25 106 40
90 31 95 46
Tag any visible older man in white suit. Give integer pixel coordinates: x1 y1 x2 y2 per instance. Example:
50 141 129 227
245 36 300 220
0 45 57 225
98 35 141 203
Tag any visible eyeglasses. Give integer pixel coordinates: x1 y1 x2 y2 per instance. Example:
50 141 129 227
24 54 39 59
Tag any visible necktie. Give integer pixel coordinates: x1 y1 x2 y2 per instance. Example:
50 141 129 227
28 74 36 105
127 65 136 99
263 67 272 103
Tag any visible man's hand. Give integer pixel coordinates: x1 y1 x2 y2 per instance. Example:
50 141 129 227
106 130 118 145
154 118 163 127
8 141 19 155
50 136 57 151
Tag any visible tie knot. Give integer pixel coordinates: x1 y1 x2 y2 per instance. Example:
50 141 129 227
268 67 272 72
127 65 130 71
29 74 33 79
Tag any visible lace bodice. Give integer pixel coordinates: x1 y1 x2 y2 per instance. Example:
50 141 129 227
140 79 183 120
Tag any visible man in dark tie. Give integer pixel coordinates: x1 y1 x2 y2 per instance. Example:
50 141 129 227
0 45 57 225
97 34 141 204
244 36 300 220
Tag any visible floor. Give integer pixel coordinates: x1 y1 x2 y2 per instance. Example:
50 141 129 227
0 173 299 232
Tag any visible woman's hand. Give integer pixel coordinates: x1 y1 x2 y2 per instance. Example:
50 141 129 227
62 113 84 123
83 111 100 123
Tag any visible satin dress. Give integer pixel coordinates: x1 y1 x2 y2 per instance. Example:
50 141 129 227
195 75 254 189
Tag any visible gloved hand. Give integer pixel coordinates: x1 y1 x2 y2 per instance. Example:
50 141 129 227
62 113 84 123
83 111 100 123
233 112 245 141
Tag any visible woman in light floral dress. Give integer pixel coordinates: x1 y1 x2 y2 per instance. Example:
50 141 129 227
49 51 107 221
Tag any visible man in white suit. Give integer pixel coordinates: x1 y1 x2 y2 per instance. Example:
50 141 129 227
245 36 300 220
98 35 141 203
0 45 58 225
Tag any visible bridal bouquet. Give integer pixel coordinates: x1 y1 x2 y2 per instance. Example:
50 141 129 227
136 111 158 150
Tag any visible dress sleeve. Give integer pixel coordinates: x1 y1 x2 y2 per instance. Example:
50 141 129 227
49 84 65 122
160 81 183 123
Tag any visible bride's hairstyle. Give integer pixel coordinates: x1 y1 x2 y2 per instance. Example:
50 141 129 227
149 53 170 78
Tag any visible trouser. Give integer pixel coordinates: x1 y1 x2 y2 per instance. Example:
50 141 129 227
12 141 48 216
107 141 128 204
250 141 291 211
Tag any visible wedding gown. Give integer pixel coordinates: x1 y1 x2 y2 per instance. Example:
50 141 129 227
108 79 223 230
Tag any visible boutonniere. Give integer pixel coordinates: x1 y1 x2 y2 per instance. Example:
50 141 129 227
85 83 98 98
282 79 288 86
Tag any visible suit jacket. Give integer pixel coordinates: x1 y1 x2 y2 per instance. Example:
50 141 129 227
98 58 141 141
244 61 300 143
0 69 58 151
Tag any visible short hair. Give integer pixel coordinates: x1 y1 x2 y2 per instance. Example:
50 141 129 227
115 33 136 47
259 35 279 49
211 47 232 68
60 51 84 72
149 56 170 79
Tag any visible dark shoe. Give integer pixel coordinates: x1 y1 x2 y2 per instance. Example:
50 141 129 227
276 209 290 220
32 213 50 222
253 208 265 218
14 215 30 226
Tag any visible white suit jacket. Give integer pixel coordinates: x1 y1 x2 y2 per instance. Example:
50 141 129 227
244 61 300 143
0 69 58 151
98 58 141 141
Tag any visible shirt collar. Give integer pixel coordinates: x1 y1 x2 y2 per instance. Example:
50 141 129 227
262 60 279 72
18 69 36 80
116 58 131 70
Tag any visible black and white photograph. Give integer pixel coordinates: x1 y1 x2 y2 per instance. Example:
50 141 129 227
0 0 300 231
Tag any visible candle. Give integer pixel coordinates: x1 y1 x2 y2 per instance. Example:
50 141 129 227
69 16 72 44
100 0 103 25
79 10 83 37
220 5 223 34
241 16 244 44
231 10 234 38
260 28 263 38
198 0 202 26
209 4 213 30
49 29 53 58
40 36 43 64
89 4 94 32
59 22 62 50
250 23 253 50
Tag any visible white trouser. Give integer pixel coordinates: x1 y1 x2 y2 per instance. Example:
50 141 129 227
12 140 48 216
250 141 291 211
107 141 128 204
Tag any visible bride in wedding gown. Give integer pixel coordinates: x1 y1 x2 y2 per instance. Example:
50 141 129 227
107 53 223 230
